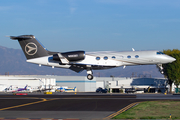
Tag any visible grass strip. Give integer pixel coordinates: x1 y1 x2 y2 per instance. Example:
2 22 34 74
113 101 180 119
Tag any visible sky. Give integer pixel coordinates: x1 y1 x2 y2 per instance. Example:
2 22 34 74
1 0 180 52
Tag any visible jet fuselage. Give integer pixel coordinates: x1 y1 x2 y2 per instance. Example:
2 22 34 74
10 35 176 80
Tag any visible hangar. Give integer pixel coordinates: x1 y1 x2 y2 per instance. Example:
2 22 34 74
0 75 170 93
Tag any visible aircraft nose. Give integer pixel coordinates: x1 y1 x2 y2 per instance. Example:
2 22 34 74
168 56 176 63
162 55 176 63
171 57 176 62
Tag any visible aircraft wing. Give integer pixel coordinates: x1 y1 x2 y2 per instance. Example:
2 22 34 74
69 65 84 73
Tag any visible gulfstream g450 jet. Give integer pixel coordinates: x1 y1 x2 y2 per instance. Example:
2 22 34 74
10 35 176 80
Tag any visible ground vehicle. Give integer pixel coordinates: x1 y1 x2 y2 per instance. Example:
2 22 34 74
96 87 108 93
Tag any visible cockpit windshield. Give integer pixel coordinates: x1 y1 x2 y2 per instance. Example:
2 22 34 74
157 51 165 55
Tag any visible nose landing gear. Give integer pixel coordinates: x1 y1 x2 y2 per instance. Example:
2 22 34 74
157 64 164 74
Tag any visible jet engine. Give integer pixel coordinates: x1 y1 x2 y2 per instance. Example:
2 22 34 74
53 51 85 62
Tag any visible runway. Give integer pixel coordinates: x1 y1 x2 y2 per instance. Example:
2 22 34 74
0 93 179 120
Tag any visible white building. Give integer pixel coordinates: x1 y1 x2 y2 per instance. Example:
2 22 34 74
0 75 169 93
0 75 56 91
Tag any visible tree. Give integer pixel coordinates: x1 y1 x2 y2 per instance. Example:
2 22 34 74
162 49 180 93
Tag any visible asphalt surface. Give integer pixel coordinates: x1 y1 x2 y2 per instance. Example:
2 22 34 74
0 92 179 120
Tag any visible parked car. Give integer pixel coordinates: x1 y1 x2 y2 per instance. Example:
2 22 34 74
96 87 108 93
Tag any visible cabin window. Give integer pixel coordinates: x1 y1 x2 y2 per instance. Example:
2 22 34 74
104 56 108 60
112 56 116 59
127 55 131 59
96 57 100 60
135 55 139 58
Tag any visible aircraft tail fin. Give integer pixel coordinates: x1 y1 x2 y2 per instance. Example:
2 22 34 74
74 87 76 91
10 35 50 59
24 85 28 89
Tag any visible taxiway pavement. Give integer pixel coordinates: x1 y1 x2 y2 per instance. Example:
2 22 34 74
0 93 179 120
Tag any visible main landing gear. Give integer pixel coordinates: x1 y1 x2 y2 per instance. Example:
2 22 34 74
87 74 93 80
87 68 93 80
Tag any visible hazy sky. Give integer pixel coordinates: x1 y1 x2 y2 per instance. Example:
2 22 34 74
1 0 180 52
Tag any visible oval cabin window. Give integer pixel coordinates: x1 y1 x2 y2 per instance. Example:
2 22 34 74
127 55 131 59
135 55 139 58
112 56 116 59
104 56 108 60
96 57 100 60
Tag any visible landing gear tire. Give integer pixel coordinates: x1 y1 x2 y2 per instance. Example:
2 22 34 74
87 74 93 80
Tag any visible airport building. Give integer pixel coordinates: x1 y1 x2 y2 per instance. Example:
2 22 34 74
0 75 172 93
0 76 55 92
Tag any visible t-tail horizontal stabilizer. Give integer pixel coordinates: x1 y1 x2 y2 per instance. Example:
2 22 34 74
10 35 50 59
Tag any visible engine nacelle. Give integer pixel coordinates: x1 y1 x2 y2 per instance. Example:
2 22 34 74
53 51 85 62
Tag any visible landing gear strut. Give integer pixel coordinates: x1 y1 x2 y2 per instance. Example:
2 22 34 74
157 64 164 74
87 68 93 80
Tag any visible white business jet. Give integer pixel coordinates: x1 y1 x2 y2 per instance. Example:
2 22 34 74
10 35 176 80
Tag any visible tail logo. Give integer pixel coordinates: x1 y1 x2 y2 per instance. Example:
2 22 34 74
25 42 38 55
